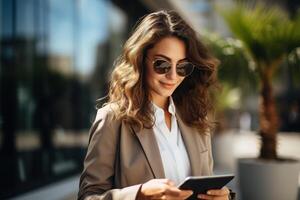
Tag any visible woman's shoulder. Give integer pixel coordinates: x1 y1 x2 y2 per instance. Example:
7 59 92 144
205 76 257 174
95 103 120 123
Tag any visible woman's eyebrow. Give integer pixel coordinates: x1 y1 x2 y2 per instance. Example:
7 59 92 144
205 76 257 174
154 54 187 62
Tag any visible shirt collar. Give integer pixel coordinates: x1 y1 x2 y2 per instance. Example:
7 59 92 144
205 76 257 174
168 97 176 115
152 97 176 124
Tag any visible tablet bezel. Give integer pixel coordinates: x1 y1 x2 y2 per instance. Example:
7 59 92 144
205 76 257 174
178 174 234 198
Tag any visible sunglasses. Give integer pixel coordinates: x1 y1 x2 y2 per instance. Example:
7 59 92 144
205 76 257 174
151 59 195 77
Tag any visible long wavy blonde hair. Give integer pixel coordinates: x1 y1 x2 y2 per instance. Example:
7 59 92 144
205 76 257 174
105 10 218 132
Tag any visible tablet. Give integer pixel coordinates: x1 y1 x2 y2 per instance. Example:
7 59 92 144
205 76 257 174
178 174 234 199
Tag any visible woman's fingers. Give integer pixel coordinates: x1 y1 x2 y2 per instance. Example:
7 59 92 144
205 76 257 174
206 187 229 196
197 187 230 200
154 179 176 186
140 179 192 199
141 179 171 196
157 190 193 200
198 194 226 200
153 187 192 199
167 189 193 199
179 190 193 199
149 186 180 198
164 187 181 196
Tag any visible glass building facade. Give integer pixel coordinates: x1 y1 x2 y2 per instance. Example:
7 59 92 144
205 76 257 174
0 0 142 198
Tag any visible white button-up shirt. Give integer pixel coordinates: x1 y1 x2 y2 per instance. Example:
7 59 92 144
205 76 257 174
152 98 191 185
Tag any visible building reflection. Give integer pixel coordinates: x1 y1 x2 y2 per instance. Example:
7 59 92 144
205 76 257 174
0 0 135 198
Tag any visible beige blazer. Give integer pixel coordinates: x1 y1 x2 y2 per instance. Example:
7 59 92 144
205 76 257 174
78 104 214 200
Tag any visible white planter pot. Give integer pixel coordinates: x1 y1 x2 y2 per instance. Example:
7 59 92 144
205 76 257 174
238 158 300 200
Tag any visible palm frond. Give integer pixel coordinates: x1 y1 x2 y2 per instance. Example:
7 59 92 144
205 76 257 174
220 3 300 70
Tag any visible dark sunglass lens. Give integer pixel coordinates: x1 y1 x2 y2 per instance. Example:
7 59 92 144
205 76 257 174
177 62 194 76
153 60 171 74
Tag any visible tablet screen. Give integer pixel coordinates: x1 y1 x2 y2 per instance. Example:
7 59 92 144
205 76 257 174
178 174 234 199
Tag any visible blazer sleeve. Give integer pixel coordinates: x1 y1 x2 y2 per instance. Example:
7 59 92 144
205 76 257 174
77 108 141 200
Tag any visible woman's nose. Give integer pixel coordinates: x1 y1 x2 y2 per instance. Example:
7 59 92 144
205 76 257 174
166 64 177 80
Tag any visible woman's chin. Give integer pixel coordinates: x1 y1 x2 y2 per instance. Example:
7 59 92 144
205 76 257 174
158 90 174 98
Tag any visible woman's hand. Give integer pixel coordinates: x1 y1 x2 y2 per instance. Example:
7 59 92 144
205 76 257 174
137 179 193 200
197 187 230 200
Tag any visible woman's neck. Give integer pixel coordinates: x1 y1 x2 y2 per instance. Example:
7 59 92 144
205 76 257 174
152 96 169 111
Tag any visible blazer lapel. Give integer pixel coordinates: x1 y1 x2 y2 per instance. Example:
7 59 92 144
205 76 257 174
132 126 165 179
176 112 208 176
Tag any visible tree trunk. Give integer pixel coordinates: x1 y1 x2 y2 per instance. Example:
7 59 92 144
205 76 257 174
259 68 279 160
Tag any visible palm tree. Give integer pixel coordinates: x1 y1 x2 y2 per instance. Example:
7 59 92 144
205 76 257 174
220 2 300 160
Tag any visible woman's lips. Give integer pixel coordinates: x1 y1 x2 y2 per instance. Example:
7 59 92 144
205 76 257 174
160 82 176 89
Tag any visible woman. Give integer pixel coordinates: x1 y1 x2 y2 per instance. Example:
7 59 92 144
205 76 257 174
78 10 232 200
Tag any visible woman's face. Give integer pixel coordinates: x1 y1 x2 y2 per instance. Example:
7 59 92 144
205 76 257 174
145 36 187 105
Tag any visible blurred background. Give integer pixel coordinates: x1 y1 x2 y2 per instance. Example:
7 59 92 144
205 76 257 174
0 0 299 199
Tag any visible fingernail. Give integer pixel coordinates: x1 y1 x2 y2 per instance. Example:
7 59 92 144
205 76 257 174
207 191 212 195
